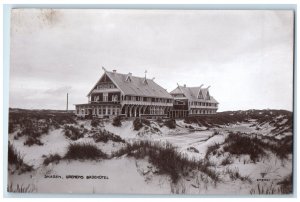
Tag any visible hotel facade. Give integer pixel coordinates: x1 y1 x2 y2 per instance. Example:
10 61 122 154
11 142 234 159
75 68 218 119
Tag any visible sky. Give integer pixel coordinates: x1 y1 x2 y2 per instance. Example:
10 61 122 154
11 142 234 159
9 9 294 111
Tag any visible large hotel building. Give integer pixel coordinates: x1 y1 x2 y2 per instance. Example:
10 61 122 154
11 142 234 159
75 68 218 119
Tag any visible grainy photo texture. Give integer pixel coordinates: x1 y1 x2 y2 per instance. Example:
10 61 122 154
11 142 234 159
8 9 294 195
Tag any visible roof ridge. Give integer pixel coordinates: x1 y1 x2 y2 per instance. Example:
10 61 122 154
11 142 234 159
107 70 152 81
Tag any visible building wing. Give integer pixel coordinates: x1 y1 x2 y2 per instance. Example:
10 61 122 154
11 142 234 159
171 85 218 103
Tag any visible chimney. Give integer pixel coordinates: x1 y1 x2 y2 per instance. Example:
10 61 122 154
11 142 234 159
113 70 117 73
66 93 68 112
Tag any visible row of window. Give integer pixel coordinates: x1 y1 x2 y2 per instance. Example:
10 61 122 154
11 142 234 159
124 96 172 103
77 106 120 116
190 101 217 107
190 109 217 114
96 83 116 89
91 94 172 103
149 107 165 115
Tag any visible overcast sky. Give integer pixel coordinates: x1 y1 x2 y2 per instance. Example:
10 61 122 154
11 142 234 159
9 9 294 111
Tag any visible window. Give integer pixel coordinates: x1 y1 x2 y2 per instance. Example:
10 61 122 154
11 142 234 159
112 95 118 102
103 93 108 102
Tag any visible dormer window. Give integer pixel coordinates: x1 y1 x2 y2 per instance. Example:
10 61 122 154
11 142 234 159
198 91 204 99
206 91 210 100
126 73 132 82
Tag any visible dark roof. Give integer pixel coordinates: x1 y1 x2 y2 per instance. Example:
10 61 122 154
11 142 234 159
170 86 218 103
88 70 173 99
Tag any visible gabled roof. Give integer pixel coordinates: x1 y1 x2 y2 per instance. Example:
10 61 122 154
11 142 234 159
170 85 218 103
88 70 173 99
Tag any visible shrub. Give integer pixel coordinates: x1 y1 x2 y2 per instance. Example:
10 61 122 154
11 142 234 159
43 154 62 166
64 125 84 140
112 116 122 127
133 118 150 130
91 119 99 127
164 119 176 129
64 143 107 160
8 142 33 173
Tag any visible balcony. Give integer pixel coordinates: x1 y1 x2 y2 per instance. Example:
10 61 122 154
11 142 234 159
190 105 218 109
89 101 120 105
121 100 173 107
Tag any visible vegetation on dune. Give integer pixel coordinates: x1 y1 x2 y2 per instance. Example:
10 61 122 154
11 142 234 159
113 140 220 183
43 154 62 166
112 116 122 127
133 118 151 130
7 183 35 193
64 142 107 160
164 119 176 129
222 132 292 162
205 143 220 159
223 133 266 162
24 136 44 146
8 142 33 173
64 125 85 141
92 129 125 143
184 109 292 133
91 119 98 127
9 108 76 131
9 109 77 147
277 173 293 194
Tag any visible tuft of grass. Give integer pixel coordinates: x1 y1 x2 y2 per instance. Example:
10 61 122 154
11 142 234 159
277 173 293 194
187 147 199 153
225 167 252 183
250 183 282 195
7 183 35 193
205 143 220 159
8 142 33 173
223 133 266 162
24 136 44 146
92 129 125 143
43 154 62 166
220 156 232 166
64 142 107 160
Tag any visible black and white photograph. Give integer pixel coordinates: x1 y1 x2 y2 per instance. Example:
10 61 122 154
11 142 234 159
7 8 294 195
